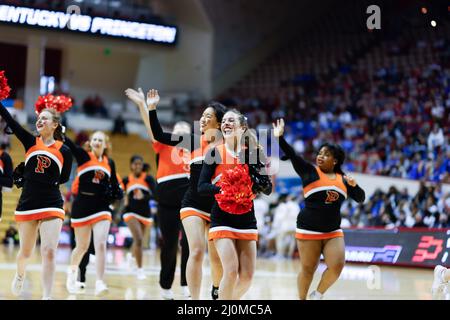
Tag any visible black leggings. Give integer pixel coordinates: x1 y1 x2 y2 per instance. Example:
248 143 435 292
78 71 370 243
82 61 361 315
157 203 189 289
70 228 95 283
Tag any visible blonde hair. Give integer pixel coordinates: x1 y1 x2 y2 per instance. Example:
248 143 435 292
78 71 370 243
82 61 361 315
89 130 111 157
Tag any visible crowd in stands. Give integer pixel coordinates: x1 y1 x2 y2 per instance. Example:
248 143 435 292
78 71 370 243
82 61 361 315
217 31 449 185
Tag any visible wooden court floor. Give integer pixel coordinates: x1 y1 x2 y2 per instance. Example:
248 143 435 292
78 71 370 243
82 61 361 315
0 244 446 300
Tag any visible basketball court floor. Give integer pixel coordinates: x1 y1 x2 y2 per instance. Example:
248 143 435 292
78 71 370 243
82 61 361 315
0 245 445 300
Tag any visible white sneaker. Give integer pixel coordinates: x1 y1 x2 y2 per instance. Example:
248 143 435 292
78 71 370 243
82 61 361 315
126 253 137 271
42 296 52 300
136 268 147 280
66 267 79 294
75 281 86 294
11 273 25 296
95 280 109 296
309 290 323 300
181 285 191 298
161 288 174 300
136 288 146 300
124 288 134 300
432 265 447 295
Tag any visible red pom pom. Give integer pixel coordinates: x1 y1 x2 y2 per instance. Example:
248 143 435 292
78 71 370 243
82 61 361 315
0 71 11 101
35 94 73 115
214 164 256 215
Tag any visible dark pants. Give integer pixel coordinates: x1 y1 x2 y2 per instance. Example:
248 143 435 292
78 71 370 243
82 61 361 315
157 203 189 289
70 228 95 283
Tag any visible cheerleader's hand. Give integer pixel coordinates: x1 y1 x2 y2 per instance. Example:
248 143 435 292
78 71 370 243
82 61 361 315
125 88 146 108
272 118 285 138
147 89 160 111
343 175 357 187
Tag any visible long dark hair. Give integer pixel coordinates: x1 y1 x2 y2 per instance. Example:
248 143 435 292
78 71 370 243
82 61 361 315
224 109 266 167
207 101 227 124
226 108 261 152
318 142 346 175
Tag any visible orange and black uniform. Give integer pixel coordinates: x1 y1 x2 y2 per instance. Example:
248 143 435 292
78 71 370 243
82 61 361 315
180 135 215 221
0 149 13 220
0 103 72 221
122 173 156 226
198 144 272 241
278 136 365 240
149 110 190 290
64 137 120 228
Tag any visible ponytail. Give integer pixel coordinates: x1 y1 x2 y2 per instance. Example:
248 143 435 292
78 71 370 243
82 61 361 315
54 123 64 141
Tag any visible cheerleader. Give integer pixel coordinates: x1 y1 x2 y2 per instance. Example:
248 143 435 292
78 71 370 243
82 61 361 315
126 88 190 299
122 155 157 280
198 109 272 300
64 131 123 296
272 119 365 300
143 89 226 300
0 143 13 221
0 96 73 300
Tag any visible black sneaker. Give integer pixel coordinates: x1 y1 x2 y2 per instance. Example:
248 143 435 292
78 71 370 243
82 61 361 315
211 286 219 300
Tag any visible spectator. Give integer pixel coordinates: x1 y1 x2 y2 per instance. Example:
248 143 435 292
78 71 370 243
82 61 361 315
268 194 298 259
112 115 128 135
3 223 19 245
427 124 444 153
413 213 427 228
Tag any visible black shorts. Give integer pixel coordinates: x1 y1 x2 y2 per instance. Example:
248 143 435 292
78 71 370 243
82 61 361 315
70 193 112 228
208 202 258 241
15 180 64 222
123 201 153 226
180 187 214 222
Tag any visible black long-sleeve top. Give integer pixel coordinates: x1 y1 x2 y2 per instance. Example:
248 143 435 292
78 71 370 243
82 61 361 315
278 135 365 232
0 150 13 190
0 102 72 186
64 136 119 196
149 109 198 150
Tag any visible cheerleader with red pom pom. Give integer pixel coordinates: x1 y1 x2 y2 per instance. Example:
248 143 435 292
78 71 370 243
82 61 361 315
198 109 272 300
0 76 73 299
0 71 14 223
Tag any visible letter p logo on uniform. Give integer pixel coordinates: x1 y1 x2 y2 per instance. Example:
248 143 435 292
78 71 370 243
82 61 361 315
366 5 381 30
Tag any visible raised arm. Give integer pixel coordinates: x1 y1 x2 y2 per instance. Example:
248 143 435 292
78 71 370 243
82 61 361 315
0 102 35 150
125 88 155 142
198 148 221 196
273 118 314 175
146 89 192 149
64 135 90 164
